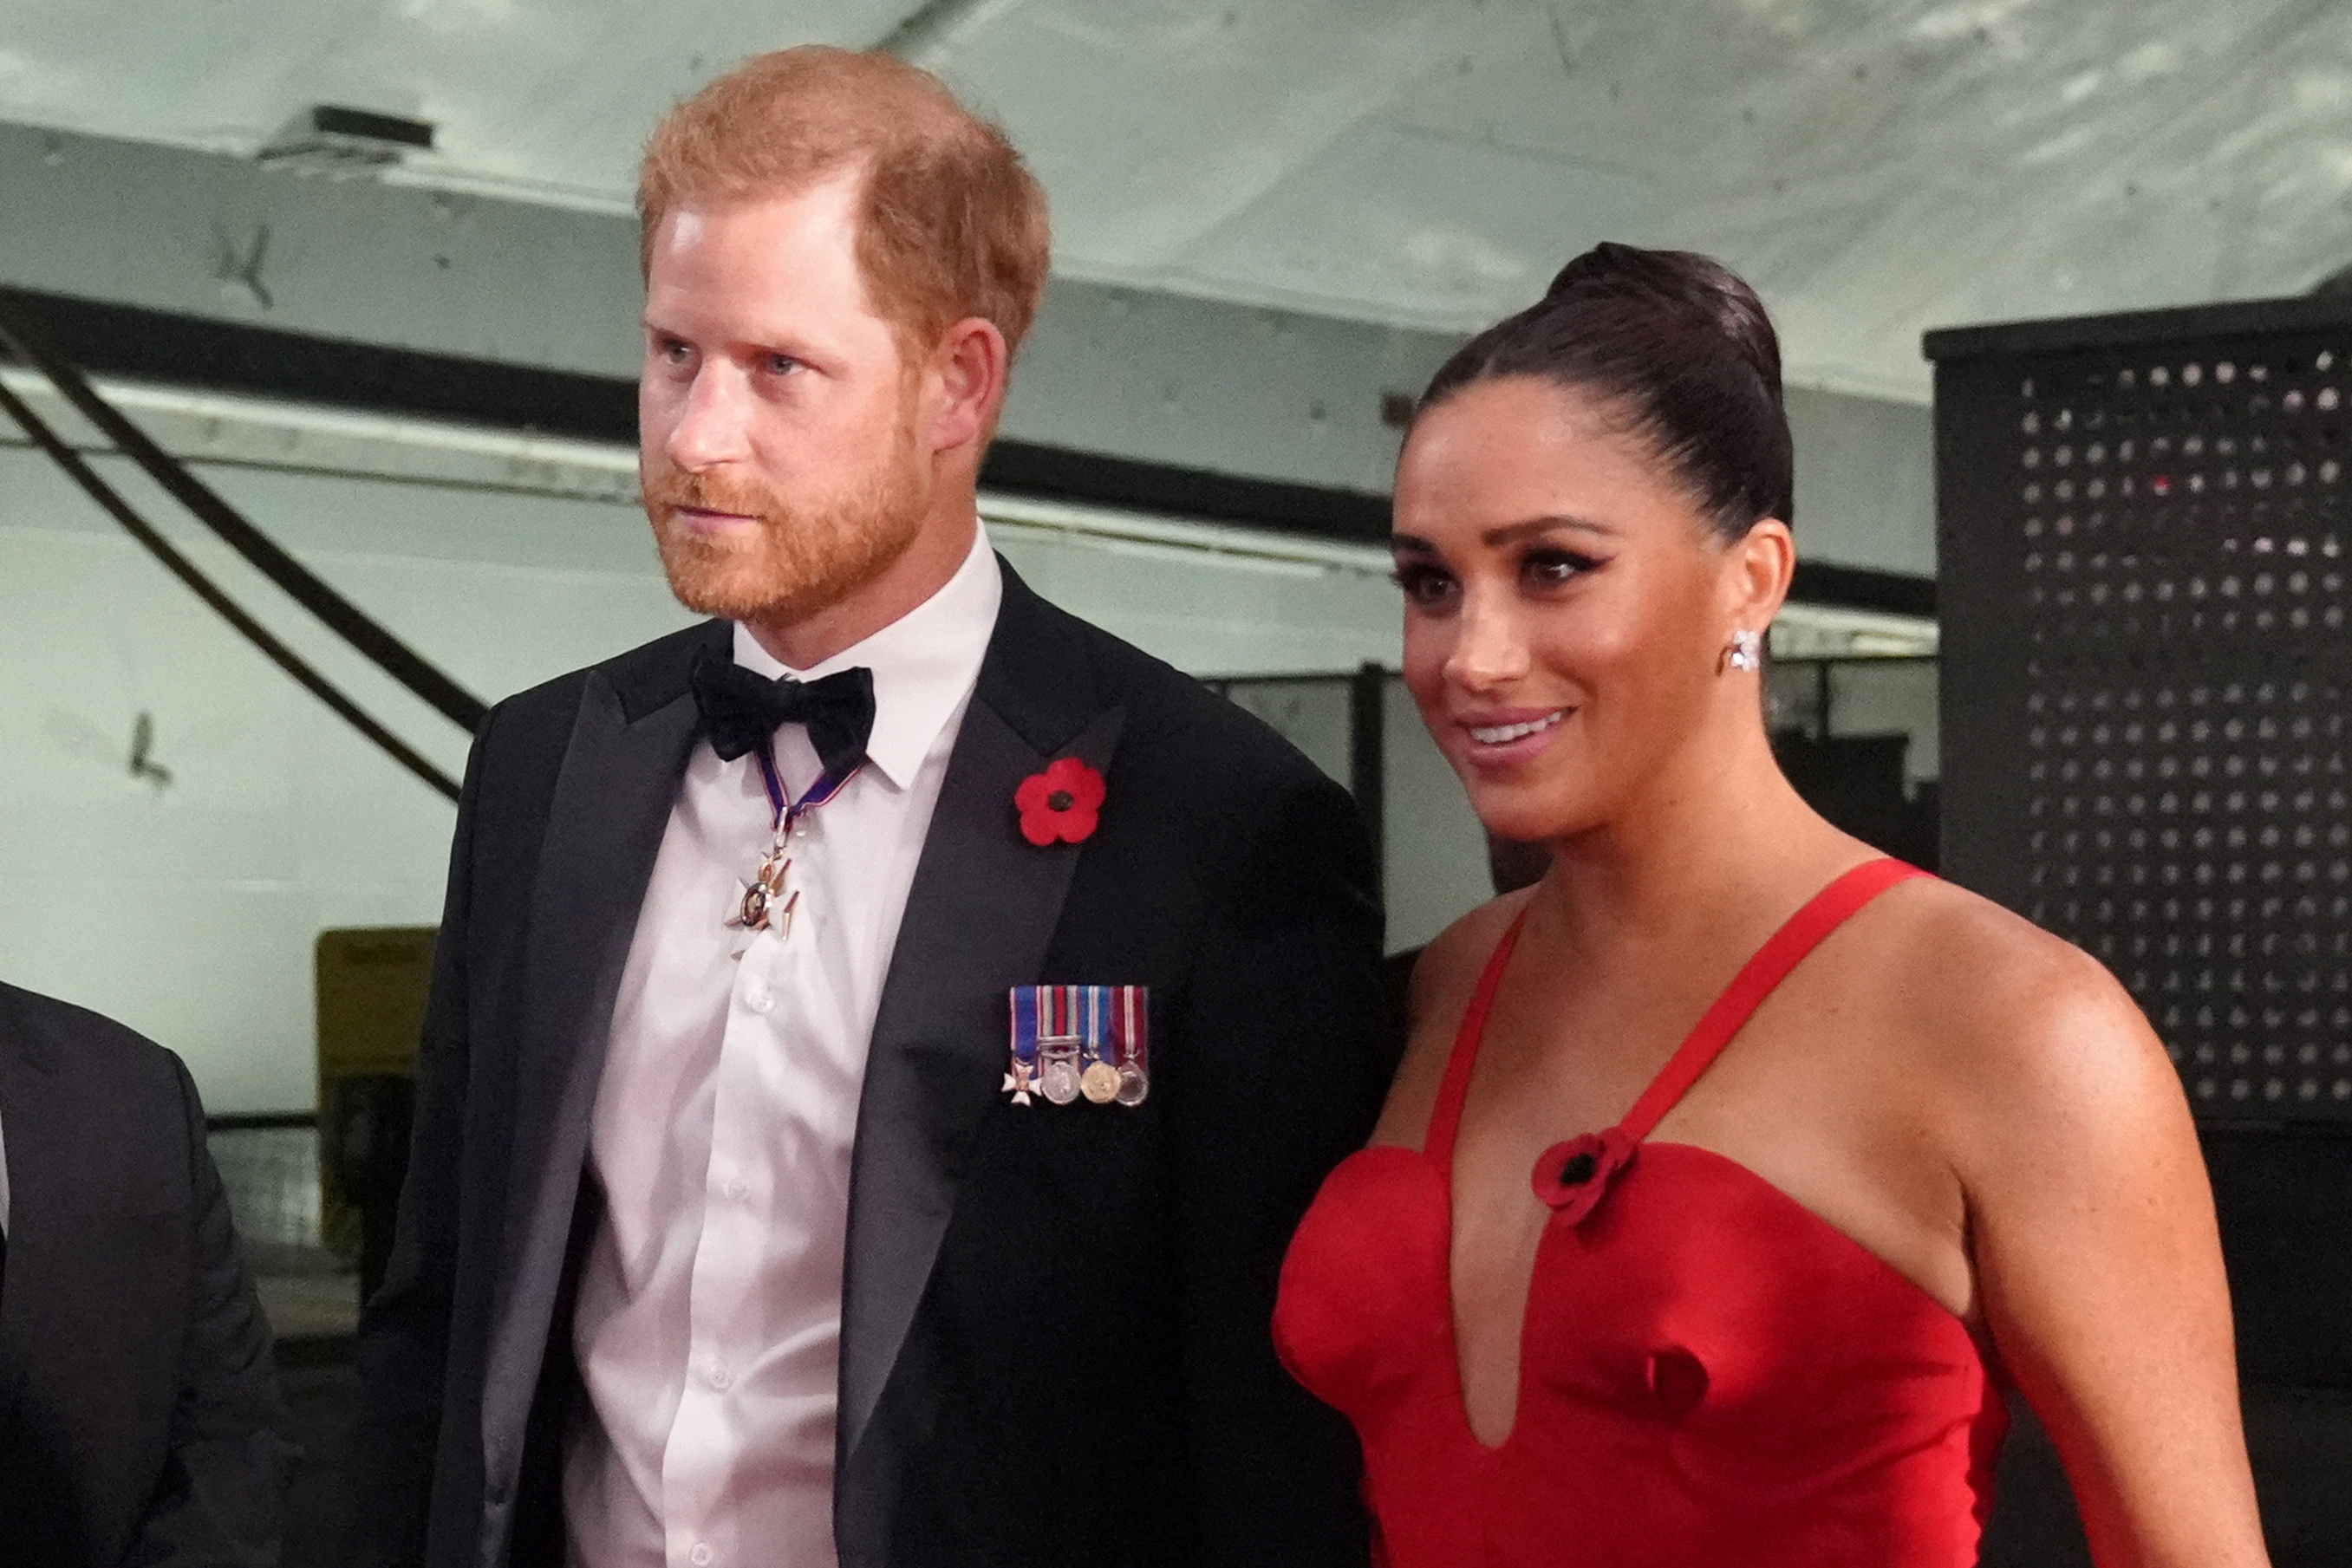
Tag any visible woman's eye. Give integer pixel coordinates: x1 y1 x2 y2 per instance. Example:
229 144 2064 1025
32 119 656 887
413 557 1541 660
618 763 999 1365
1391 563 1459 609
1523 550 1599 588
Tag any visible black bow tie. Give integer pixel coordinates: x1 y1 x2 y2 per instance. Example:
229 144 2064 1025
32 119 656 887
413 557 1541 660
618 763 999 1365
689 643 876 782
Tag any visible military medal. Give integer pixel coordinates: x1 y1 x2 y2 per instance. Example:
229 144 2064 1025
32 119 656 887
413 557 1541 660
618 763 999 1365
1007 984 1150 1108
1034 986 1084 1103
1040 1052 1083 1104
1112 984 1150 1106
1076 984 1120 1102
728 851 799 939
1003 986 1045 1104
726 740 859 941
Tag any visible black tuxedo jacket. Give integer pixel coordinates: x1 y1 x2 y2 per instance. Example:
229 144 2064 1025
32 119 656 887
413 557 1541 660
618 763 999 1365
347 562 1384 1568
0 983 290 1567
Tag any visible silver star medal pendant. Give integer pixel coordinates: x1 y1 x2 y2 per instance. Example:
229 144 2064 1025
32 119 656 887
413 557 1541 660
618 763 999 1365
726 848 799 941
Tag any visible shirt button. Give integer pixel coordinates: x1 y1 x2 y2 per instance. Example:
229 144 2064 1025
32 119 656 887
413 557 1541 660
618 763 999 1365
707 1365 732 1391
723 1181 750 1203
689 1545 713 1567
743 987 772 1015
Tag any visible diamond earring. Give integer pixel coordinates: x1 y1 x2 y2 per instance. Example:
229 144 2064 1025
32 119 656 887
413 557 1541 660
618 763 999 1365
1723 628 1762 673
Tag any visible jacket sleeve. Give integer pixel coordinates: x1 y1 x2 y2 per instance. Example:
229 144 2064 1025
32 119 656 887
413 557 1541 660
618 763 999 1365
342 716 492 1568
1169 766 1384 1567
121 1057 295 1568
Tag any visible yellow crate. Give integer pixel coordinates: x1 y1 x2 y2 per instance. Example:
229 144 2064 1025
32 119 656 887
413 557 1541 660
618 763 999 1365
315 927 435 1262
315 927 436 1083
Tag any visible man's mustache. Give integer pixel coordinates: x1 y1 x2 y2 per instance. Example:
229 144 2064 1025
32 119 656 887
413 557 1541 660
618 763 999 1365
643 469 782 522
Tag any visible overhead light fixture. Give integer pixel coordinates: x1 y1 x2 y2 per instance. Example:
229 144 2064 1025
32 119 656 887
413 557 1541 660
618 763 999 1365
257 105 436 177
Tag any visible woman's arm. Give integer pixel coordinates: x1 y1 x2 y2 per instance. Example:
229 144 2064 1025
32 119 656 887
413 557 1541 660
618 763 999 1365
1951 933 2269 1568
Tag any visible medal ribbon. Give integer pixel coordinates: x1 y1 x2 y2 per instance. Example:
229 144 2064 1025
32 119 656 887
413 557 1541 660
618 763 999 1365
750 740 863 836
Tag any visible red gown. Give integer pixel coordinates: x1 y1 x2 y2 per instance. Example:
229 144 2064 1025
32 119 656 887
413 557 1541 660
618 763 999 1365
1274 859 2008 1567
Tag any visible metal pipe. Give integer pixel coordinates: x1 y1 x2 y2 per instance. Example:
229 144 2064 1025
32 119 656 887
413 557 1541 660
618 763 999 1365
0 289 489 733
0 376 463 802
874 0 1028 67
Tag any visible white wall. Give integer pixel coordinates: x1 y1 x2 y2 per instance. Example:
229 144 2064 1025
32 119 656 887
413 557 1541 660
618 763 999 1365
0 435 1402 1113
1379 678 1493 956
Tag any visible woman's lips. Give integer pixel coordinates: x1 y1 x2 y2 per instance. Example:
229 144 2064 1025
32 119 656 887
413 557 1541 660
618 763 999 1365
1454 706 1573 765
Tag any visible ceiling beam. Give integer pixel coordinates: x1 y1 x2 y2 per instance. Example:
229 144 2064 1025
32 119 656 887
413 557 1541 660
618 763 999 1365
0 117 1936 583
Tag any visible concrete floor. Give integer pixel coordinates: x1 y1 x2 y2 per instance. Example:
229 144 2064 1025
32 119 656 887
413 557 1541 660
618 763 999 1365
280 1344 359 1568
258 1272 362 1341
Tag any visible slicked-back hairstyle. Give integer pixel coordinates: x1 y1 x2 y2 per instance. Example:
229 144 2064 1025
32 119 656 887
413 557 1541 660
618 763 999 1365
1418 243 1794 542
639 46 1052 361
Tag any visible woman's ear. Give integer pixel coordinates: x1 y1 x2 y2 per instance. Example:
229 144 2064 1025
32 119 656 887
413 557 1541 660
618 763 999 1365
1723 517 1795 629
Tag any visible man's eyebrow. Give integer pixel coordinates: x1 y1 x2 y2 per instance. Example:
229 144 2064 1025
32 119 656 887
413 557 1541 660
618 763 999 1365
1391 534 1438 554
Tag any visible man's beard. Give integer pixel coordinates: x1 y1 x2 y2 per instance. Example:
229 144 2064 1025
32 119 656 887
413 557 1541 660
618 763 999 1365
642 418 930 629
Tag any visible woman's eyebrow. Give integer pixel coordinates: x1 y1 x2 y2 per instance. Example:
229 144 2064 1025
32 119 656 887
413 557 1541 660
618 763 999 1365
1482 515 1616 548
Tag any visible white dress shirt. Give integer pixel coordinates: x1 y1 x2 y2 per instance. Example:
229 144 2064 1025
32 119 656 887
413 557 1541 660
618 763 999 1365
564 528 1002 1568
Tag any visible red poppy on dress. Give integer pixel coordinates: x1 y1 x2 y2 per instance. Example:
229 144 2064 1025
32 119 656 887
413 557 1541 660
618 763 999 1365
1530 1125 1638 1226
1015 757 1106 846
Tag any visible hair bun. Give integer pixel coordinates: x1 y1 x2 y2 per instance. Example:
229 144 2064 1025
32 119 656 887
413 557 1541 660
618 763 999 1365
1417 241 1793 542
1544 242 1639 302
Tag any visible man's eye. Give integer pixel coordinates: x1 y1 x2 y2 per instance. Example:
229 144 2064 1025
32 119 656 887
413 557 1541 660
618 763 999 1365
763 353 800 376
658 339 692 364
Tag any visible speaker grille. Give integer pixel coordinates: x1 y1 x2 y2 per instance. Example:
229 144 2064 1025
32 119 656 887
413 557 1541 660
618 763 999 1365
1934 306 2352 1122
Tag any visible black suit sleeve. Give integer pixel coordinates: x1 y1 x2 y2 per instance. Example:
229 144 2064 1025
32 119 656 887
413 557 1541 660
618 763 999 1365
1169 767 1384 1566
344 716 490 1568
121 1057 293 1568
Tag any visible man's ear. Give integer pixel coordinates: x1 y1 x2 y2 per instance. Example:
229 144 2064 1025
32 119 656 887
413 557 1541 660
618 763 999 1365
1724 517 1795 628
928 316 1010 455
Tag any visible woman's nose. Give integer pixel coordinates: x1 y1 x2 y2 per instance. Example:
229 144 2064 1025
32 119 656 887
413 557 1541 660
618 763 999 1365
1446 591 1531 691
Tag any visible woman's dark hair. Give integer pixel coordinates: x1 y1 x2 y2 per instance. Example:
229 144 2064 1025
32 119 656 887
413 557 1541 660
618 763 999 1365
1417 243 1793 542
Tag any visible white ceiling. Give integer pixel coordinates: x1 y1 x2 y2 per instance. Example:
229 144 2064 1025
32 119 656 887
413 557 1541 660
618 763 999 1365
3 0 2351 401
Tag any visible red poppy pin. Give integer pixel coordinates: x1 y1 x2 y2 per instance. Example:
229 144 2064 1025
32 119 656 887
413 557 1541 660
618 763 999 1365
1015 757 1105 847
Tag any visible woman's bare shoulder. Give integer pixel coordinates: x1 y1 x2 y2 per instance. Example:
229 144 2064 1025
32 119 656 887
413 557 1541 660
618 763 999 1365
1369 891 1538 1148
1866 876 2186 1163
1410 890 1538 1020
1872 877 2142 1044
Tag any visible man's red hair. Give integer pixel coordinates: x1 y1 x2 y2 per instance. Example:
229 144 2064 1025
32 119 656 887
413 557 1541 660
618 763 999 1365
639 47 1051 361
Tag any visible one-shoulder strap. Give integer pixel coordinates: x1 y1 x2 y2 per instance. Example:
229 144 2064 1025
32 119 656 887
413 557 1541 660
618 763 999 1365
1423 908 1529 1168
1616 857 1927 1143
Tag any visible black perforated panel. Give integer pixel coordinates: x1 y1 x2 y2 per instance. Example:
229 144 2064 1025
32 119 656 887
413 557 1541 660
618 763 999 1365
1932 299 2352 1124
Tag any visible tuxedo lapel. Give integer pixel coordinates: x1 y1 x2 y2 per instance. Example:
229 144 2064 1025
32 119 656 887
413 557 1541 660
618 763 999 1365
837 566 1124 1469
477 627 720 1486
0 1017 59 1433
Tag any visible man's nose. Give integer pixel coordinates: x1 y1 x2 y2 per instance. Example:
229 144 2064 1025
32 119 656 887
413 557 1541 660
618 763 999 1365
663 363 753 471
